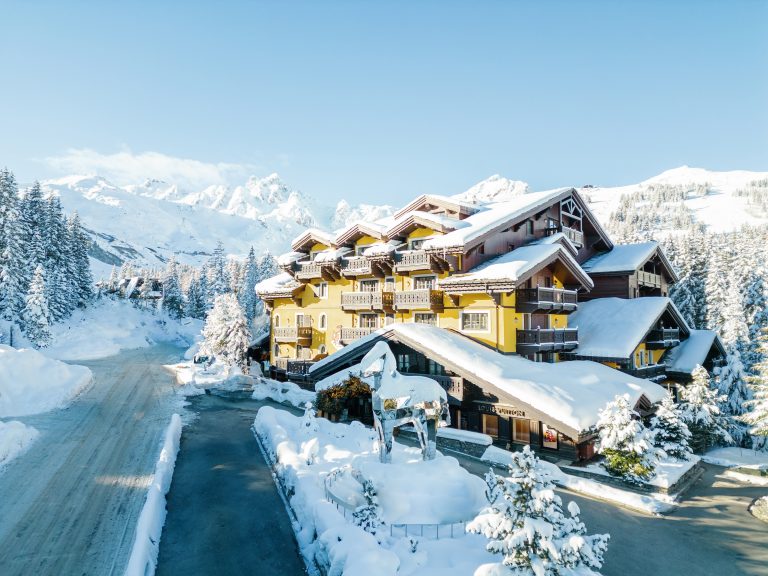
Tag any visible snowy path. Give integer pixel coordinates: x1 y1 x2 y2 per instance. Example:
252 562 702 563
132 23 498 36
156 393 307 576
0 343 185 576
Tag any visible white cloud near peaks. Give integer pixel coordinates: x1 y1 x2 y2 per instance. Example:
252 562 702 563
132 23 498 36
45 148 256 189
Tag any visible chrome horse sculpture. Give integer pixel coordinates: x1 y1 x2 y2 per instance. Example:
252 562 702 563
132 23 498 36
359 342 450 463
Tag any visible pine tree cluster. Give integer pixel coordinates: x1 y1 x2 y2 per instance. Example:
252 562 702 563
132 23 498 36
0 169 93 346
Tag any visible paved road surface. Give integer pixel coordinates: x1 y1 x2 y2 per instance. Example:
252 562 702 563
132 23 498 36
0 343 184 576
156 393 306 576
445 447 768 576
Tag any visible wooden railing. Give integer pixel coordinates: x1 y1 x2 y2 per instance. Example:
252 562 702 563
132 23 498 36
296 261 323 279
626 363 666 379
273 326 313 342
394 289 444 311
341 291 394 311
341 257 372 276
637 270 663 289
402 373 464 401
645 328 680 348
561 225 584 247
273 357 290 371
394 250 431 272
516 328 578 353
340 327 376 344
286 360 315 376
515 287 578 313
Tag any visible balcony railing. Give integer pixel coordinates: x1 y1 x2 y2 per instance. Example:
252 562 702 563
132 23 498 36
394 250 431 272
341 291 394 311
394 289 444 311
402 372 463 402
340 326 376 344
637 270 663 289
515 287 578 313
286 360 315 376
295 261 323 280
273 326 313 343
561 225 584 247
626 363 667 380
645 328 680 349
516 328 578 354
341 256 372 277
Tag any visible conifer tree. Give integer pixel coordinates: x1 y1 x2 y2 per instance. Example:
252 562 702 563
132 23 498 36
468 446 609 575
22 265 52 347
239 247 259 321
184 273 206 319
679 366 734 453
352 478 383 535
650 394 693 460
741 329 768 450
161 256 184 319
597 394 660 484
205 241 229 305
200 293 251 373
0 188 25 321
66 212 93 307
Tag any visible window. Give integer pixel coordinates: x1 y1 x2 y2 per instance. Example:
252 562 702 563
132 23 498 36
543 276 552 288
542 423 558 450
408 238 427 250
319 344 327 355
646 350 653 365
478 243 485 255
427 359 444 375
274 314 280 328
355 244 372 256
414 313 437 326
296 314 311 327
360 279 379 292
384 276 396 291
319 313 327 330
413 275 436 290
273 343 279 357
483 414 499 438
318 282 328 299
397 353 411 372
513 418 531 444
359 314 378 328
461 311 490 332
526 220 534 236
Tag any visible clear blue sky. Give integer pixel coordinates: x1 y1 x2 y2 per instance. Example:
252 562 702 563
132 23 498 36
1 0 766 205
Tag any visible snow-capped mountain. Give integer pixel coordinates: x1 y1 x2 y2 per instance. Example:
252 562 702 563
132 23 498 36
453 174 529 204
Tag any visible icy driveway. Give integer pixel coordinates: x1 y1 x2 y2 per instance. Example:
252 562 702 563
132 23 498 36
0 343 185 576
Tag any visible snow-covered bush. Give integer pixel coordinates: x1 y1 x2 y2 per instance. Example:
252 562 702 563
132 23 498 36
597 394 660 484
650 393 693 461
352 477 384 535
300 401 318 435
199 293 251 373
468 446 609 576
679 366 733 453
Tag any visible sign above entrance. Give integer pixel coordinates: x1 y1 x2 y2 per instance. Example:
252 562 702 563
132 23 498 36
475 402 526 418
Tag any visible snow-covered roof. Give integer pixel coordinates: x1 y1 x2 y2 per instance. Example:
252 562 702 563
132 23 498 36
310 324 666 437
393 194 480 220
529 232 578 255
439 243 593 291
313 247 351 263
254 272 301 297
290 228 336 252
362 240 402 257
334 221 387 245
569 297 688 359
276 251 307 266
421 188 572 252
582 242 659 274
385 210 467 238
664 329 725 376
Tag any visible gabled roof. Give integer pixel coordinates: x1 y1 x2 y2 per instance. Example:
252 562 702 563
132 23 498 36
393 194 480 220
422 188 613 254
309 324 666 438
334 221 387 246
568 297 691 360
290 228 336 252
254 272 302 299
663 330 726 377
582 241 679 282
439 244 593 293
530 231 579 256
385 210 465 239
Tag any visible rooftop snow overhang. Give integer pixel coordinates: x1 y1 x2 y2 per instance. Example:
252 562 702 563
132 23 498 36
290 228 337 252
334 222 387 246
393 194 480 220
385 212 459 239
584 243 679 283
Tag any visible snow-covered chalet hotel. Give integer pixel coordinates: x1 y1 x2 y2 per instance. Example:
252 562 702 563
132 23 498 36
256 188 724 461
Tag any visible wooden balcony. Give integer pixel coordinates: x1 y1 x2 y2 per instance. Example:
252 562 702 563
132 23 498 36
341 256 372 277
402 372 463 404
561 225 584 247
341 291 394 311
516 328 578 354
645 328 680 349
394 250 431 272
637 270 663 289
515 287 578 314
273 326 313 343
286 360 315 376
295 261 323 280
626 363 666 380
394 289 444 311
339 326 376 344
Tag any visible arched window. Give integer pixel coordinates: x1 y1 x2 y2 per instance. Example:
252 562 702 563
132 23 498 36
273 343 279 357
319 313 327 330
274 314 280 328
319 344 327 355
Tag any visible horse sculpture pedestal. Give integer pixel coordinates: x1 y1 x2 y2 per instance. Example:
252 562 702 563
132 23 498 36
360 342 450 464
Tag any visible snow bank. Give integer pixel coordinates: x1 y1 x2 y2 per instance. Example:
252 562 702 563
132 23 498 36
0 345 92 418
481 446 676 515
253 407 492 575
0 420 39 470
436 427 492 446
124 413 182 576
251 378 316 408
573 457 700 490
45 299 201 361
702 447 768 470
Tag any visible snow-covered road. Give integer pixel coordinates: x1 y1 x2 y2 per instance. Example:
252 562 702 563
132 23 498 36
0 343 185 576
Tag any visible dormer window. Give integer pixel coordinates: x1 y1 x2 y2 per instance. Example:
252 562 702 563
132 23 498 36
408 238 427 250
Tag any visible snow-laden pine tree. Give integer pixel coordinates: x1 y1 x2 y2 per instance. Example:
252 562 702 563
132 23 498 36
200 293 251 373
468 446 609 576
65 212 93 307
741 329 768 450
22 265 52 347
352 478 384 535
704 235 728 333
596 394 660 484
239 247 259 321
184 273 206 319
649 394 693 461
108 265 119 292
161 257 184 319
205 241 230 306
0 175 25 321
679 366 734 453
